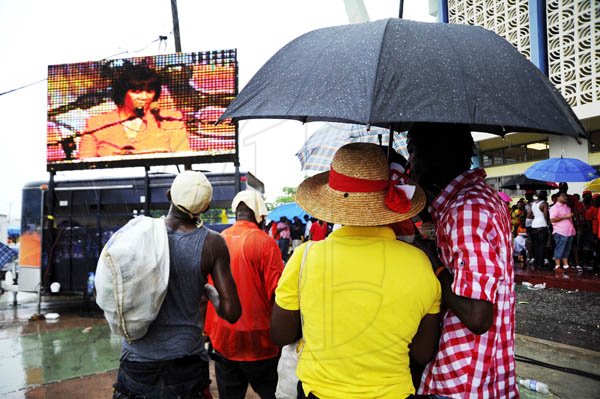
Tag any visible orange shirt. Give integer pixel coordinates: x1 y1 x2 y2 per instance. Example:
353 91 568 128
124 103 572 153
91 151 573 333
78 109 190 158
205 220 283 361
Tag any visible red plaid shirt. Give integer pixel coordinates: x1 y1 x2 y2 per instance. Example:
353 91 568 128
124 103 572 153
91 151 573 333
419 168 518 398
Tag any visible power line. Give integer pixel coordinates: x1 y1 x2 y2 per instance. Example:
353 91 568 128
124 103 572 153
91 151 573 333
0 33 173 99
0 78 47 97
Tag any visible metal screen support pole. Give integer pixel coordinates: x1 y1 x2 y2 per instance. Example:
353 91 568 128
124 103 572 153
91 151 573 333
144 166 151 215
235 165 241 194
171 0 182 52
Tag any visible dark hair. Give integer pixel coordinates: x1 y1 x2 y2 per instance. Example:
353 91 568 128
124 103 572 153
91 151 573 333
537 190 547 201
407 123 474 184
111 65 162 106
593 196 600 208
558 182 569 193
408 123 474 158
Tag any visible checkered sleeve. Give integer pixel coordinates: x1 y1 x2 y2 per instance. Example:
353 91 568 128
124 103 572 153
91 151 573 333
448 203 503 303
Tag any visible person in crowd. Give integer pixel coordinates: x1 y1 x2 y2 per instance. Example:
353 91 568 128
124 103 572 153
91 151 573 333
550 192 576 271
511 199 526 237
290 216 305 254
113 171 241 399
524 190 535 260
513 231 528 266
277 217 292 262
309 219 328 241
79 64 190 158
267 220 279 241
205 190 283 399
593 195 600 270
528 190 551 270
271 143 441 399
407 122 518 398
581 192 596 270
302 215 312 242
571 193 586 270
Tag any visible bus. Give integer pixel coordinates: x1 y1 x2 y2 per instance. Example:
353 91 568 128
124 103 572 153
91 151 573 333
12 171 263 295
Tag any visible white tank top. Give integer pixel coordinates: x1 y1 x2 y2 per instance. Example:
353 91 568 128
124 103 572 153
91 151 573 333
531 201 548 228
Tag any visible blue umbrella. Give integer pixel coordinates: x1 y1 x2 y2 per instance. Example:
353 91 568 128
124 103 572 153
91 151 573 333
524 157 599 182
268 202 308 221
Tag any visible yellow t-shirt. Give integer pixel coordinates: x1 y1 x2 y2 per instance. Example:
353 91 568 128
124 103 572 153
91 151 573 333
275 226 441 399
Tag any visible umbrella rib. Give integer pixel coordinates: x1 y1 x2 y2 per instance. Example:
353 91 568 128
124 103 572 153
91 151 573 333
368 19 393 126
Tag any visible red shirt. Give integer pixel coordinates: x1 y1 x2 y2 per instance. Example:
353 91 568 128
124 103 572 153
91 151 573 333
585 206 598 235
419 168 518 399
205 220 283 361
310 221 328 241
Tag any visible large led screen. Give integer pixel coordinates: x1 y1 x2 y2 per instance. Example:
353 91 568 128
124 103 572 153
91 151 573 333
47 51 238 171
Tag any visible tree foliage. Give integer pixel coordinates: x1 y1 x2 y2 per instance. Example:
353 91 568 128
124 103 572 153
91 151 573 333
274 186 297 206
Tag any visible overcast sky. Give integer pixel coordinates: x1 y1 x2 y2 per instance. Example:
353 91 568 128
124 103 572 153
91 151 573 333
0 0 435 222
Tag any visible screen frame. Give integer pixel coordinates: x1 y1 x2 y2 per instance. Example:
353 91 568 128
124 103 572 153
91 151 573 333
46 50 239 172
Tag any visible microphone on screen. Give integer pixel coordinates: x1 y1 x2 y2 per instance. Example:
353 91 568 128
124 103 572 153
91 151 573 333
134 107 145 118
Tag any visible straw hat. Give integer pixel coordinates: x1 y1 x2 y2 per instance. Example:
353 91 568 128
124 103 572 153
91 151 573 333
296 143 426 226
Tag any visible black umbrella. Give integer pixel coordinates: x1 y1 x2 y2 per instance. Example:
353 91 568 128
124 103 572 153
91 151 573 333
500 175 558 191
221 18 586 140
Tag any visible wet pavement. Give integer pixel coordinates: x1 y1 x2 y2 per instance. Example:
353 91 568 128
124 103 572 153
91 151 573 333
1 284 598 398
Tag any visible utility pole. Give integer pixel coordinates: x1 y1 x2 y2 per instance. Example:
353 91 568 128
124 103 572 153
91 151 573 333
170 0 182 52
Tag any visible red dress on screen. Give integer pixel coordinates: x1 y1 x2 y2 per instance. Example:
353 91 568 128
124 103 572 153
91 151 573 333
78 109 189 158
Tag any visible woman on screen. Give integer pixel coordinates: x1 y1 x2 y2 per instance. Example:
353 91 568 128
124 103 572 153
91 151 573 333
78 65 190 158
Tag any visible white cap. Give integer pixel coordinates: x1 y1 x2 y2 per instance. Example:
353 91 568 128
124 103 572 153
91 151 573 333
232 190 268 224
170 171 213 218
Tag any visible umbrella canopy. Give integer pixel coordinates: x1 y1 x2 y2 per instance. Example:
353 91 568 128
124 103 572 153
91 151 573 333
267 202 307 221
500 175 558 191
584 178 600 193
0 242 18 268
297 122 408 171
524 158 599 183
221 18 586 139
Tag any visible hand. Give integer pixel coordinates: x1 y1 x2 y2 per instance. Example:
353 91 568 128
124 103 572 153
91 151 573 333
203 283 220 309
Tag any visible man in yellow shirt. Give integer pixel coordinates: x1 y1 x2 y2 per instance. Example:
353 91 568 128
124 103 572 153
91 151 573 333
271 143 441 399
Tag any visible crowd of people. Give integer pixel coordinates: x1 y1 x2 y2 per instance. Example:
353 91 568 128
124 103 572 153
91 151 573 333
509 183 600 273
265 216 332 262
106 122 523 399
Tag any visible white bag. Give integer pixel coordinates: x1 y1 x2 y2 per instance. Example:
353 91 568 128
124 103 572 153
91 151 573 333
275 341 303 398
95 216 170 342
275 242 312 399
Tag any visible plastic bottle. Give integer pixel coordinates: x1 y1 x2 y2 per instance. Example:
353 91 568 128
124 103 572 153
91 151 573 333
87 272 95 296
519 379 549 394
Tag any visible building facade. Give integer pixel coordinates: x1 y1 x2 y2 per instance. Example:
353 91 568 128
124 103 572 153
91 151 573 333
433 0 599 196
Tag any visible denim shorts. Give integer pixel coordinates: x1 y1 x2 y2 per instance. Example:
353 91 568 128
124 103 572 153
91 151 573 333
553 233 574 259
